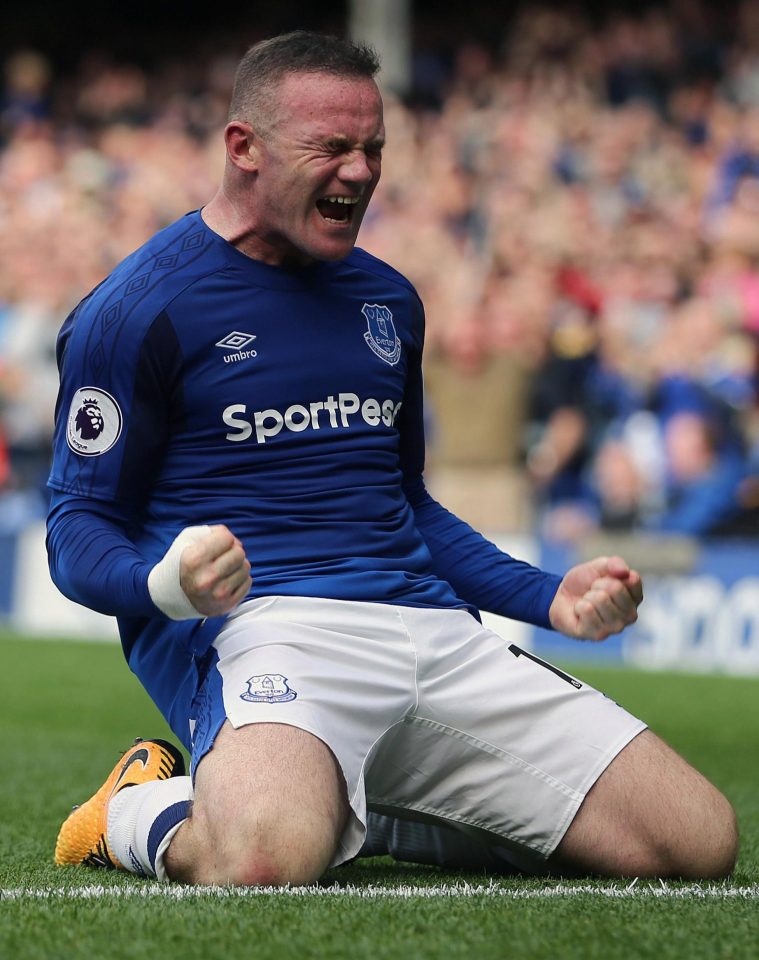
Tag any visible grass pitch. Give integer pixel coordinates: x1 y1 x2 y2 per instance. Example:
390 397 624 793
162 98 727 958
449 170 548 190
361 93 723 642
1 631 757 960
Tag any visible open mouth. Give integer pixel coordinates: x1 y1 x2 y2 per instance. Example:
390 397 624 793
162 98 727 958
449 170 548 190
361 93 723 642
316 195 359 224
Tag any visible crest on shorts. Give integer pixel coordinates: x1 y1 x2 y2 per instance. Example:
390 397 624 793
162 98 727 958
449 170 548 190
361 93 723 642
240 674 297 703
362 303 401 365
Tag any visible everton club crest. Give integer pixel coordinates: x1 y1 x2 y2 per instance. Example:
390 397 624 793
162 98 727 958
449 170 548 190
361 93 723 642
240 674 297 704
362 303 401 366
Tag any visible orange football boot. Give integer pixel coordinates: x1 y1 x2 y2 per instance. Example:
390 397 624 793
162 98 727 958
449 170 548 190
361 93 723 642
55 738 186 869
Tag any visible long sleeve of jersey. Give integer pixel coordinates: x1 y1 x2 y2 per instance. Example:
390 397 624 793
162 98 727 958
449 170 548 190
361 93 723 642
46 491 161 618
398 328 561 630
406 478 560 628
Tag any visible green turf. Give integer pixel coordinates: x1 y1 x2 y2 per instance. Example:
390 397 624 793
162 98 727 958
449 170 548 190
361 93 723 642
1 632 757 960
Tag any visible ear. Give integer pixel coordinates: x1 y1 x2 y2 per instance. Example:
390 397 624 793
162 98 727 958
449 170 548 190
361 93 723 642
224 121 260 172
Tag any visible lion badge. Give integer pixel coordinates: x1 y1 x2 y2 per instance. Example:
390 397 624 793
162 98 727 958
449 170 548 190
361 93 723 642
66 387 123 456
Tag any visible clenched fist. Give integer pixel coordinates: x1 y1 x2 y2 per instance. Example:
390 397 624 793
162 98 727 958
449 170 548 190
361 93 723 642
148 524 252 620
548 555 643 642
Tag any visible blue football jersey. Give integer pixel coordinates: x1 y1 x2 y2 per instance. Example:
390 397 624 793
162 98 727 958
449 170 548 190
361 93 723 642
50 209 463 610
48 211 560 737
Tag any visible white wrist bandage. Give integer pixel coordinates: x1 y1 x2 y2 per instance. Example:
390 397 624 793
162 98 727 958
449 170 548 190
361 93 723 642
147 525 212 620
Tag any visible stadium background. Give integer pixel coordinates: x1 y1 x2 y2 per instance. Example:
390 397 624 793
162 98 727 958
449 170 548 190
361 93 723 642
1 7 758 960
1 0 759 675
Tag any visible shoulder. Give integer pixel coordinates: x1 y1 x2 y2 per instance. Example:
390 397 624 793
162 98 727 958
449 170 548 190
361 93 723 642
66 212 231 344
342 248 422 303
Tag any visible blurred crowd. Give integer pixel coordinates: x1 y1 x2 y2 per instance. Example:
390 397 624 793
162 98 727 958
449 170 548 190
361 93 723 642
3 1 759 539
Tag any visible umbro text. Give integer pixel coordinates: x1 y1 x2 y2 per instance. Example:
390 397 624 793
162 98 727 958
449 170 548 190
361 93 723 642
223 349 258 363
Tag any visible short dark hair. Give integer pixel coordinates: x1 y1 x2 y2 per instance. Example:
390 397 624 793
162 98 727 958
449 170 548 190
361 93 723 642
228 31 381 128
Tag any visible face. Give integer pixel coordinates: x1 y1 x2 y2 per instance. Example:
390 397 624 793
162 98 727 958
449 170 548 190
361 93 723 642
236 71 385 266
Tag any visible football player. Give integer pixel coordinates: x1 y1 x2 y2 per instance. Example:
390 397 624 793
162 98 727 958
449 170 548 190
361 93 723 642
49 31 737 884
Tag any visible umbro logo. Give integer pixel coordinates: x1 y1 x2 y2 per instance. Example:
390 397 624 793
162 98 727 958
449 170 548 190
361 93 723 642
216 331 256 350
216 331 257 363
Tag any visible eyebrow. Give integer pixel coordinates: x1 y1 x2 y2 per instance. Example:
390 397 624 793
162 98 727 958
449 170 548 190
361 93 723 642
323 134 385 152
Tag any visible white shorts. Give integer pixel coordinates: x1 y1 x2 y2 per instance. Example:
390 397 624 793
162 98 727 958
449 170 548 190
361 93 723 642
195 596 646 868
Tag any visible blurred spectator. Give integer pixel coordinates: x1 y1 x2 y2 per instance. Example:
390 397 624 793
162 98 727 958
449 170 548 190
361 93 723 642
655 409 746 534
706 106 759 218
593 439 648 532
1 50 51 139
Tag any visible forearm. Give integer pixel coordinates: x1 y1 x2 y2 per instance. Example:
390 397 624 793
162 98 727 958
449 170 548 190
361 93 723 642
407 479 560 628
46 494 159 618
397 326 560 627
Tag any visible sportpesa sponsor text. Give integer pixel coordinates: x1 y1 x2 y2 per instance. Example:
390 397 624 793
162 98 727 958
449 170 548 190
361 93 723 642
223 392 402 444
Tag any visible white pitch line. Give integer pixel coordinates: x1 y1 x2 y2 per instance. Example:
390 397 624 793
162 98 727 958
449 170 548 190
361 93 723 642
2 882 759 901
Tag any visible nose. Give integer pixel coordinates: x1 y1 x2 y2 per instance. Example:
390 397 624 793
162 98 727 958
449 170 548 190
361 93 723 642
338 149 375 185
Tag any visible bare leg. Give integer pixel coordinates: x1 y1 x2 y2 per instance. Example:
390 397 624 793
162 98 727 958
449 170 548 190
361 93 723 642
362 732 737 879
165 721 349 885
551 730 738 878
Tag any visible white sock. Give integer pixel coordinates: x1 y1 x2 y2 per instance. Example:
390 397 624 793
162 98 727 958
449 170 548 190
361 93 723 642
107 776 192 880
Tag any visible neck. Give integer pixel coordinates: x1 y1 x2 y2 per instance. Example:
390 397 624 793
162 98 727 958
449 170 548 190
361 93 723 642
201 189 313 268
201 189 256 255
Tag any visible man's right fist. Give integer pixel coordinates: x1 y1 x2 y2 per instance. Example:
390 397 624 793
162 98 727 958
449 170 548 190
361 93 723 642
148 525 252 620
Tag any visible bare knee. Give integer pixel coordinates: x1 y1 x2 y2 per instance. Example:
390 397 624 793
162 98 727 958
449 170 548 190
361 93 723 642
164 722 349 886
554 730 740 879
170 799 340 886
701 794 739 878
221 853 295 889
627 786 738 880
215 811 333 887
